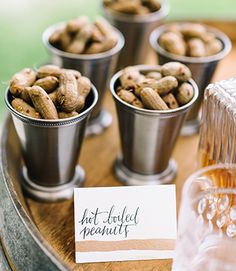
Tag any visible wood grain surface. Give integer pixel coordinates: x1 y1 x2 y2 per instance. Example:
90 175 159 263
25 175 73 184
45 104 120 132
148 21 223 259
20 41 236 270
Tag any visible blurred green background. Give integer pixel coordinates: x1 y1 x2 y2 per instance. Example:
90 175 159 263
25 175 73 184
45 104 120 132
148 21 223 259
0 0 235 118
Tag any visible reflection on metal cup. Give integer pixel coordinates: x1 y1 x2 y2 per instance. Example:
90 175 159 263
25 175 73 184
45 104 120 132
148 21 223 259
102 0 169 69
5 86 98 202
150 23 232 135
42 22 124 135
110 65 199 185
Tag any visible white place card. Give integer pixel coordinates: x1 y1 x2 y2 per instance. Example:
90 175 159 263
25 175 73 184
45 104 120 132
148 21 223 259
74 185 176 263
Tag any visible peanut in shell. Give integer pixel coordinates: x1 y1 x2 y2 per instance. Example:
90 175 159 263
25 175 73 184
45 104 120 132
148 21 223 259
146 71 162 80
66 16 89 34
49 90 58 105
57 71 79 112
140 87 168 110
12 98 41 119
187 38 206 57
29 86 58 119
34 76 59 93
37 65 62 79
155 76 178 95
58 111 79 119
10 68 36 96
66 23 93 54
161 62 191 82
176 82 194 105
205 39 223 56
159 31 186 56
76 76 92 112
120 67 145 89
163 93 179 109
118 89 144 109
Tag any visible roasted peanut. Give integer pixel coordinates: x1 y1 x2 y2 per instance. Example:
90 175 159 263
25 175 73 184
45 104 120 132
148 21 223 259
49 90 58 105
76 76 92 112
120 66 145 89
205 39 223 56
29 86 58 119
161 62 191 82
140 87 168 110
200 32 216 43
57 71 79 112
85 35 117 54
62 69 81 79
104 0 161 14
49 28 64 45
106 1 143 14
159 31 186 56
155 76 178 95
135 76 178 97
91 25 104 42
95 16 116 38
134 5 150 15
187 38 206 57
34 76 59 93
66 23 93 54
135 78 159 97
20 87 31 103
11 98 41 119
163 93 179 109
146 71 162 80
37 65 62 78
118 89 144 108
180 23 206 39
60 29 72 51
84 17 118 53
58 111 79 119
176 82 194 105
10 68 36 96
66 16 89 33
142 0 161 12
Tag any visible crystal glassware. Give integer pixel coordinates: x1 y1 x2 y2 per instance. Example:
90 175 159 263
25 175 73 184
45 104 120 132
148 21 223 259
172 164 236 271
199 78 236 167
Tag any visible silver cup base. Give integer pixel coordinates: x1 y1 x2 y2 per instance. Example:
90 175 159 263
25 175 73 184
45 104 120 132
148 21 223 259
114 156 177 185
181 118 200 136
21 165 85 202
86 109 112 136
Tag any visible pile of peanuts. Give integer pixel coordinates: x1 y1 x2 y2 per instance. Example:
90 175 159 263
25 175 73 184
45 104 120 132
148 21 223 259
49 16 118 54
116 62 194 110
158 23 223 57
9 65 92 120
103 0 161 15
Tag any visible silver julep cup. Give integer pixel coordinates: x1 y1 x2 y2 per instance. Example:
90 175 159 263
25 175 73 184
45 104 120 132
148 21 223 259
102 0 169 69
110 65 199 185
5 86 98 202
42 22 124 136
150 23 231 136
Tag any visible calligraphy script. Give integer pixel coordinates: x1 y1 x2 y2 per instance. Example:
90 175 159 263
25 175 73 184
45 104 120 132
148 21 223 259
78 205 140 239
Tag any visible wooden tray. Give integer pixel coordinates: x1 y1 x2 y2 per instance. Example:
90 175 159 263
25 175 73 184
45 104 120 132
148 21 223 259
0 40 235 271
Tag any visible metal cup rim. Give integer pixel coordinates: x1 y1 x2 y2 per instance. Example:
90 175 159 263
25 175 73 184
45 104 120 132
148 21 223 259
150 22 232 64
102 0 170 23
42 21 125 61
5 84 98 127
110 64 199 117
